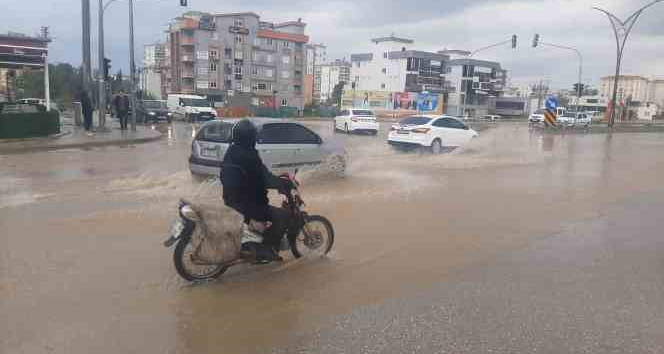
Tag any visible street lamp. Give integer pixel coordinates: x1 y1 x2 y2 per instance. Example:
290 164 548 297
593 0 664 127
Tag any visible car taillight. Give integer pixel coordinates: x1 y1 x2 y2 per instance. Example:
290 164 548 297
412 128 430 134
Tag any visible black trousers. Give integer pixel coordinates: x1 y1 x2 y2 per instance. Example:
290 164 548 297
83 113 92 131
119 111 128 130
262 206 290 251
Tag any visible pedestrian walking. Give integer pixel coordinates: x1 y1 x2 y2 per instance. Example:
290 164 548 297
113 90 130 130
80 90 94 132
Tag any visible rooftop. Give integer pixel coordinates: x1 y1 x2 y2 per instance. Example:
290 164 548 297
371 35 414 44
213 12 260 18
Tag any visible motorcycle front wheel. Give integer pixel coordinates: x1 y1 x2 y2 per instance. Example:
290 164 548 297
174 238 228 282
290 215 335 259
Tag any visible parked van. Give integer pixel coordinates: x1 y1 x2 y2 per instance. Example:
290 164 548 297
167 94 217 122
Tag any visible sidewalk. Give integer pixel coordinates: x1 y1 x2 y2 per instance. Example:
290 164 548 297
0 114 162 154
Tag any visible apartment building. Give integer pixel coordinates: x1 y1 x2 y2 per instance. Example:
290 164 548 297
440 49 507 117
166 11 309 109
600 75 649 103
141 42 167 98
307 43 327 103
350 36 451 94
319 59 350 102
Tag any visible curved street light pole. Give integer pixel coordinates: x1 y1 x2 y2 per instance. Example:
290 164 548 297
593 0 664 127
460 39 512 118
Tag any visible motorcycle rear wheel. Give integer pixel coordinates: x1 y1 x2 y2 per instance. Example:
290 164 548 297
290 215 335 259
174 238 228 282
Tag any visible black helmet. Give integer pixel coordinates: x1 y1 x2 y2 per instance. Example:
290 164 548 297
232 119 258 147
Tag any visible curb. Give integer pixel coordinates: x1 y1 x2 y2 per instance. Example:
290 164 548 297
0 131 163 155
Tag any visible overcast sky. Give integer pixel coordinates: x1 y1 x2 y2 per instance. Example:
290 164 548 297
2 0 662 89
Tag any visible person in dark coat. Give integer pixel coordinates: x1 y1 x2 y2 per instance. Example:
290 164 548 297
220 119 293 263
113 90 130 130
80 90 93 131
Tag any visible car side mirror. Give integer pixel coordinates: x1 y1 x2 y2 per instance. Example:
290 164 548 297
317 136 323 145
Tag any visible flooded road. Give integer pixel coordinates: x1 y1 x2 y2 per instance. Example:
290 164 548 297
2 121 664 353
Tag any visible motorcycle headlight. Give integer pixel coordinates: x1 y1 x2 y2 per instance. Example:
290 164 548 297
167 112 172 116
180 204 199 221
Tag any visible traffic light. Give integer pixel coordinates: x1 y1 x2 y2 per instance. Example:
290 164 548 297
103 58 111 81
532 34 540 48
180 0 187 6
511 35 517 49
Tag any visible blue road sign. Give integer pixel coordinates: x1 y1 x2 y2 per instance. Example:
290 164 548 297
545 97 558 111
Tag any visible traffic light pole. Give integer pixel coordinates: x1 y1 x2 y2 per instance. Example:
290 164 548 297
460 38 512 118
129 0 137 131
538 41 583 114
97 0 106 129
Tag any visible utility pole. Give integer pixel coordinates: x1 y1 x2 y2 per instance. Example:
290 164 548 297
97 0 106 129
41 27 51 112
81 0 92 90
129 0 137 131
593 0 664 127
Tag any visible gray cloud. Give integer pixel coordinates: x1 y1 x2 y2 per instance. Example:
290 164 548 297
1 0 662 89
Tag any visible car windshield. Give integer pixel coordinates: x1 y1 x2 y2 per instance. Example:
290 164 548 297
352 110 374 116
400 116 432 125
196 122 232 142
183 98 210 107
143 101 166 109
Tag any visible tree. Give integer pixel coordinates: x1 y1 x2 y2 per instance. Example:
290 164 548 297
15 63 83 108
329 81 345 108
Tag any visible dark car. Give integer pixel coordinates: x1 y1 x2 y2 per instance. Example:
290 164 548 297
137 100 171 123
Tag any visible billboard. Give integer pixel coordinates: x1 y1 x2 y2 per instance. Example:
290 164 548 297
342 90 443 112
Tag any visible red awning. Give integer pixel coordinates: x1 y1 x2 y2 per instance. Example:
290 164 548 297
257 29 309 43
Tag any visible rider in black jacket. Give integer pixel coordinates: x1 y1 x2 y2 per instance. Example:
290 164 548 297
220 119 292 262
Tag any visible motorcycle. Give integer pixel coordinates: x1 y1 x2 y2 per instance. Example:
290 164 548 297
163 171 335 282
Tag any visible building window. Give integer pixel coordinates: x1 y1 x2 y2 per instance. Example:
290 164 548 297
282 70 290 79
224 48 232 59
209 49 218 58
266 38 273 46
225 80 231 88
254 37 261 46
382 68 387 74
235 50 243 60
252 81 272 91
282 55 290 64
381 83 386 89
294 84 301 93
234 17 244 27
210 81 217 88
235 34 244 43
383 52 388 58
198 66 208 75
209 62 217 72
251 65 259 75
266 54 273 63
283 41 290 49
235 65 243 75
234 81 243 90
281 98 288 106
265 68 274 77
295 42 303 50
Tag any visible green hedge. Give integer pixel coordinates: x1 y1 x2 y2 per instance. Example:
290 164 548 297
0 110 60 139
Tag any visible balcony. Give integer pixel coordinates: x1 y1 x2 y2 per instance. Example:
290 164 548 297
181 69 195 78
180 37 195 46
181 55 194 62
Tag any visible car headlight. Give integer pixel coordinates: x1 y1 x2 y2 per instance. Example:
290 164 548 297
148 112 156 116
167 112 172 116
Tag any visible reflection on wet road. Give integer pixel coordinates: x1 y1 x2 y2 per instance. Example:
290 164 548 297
2 121 664 353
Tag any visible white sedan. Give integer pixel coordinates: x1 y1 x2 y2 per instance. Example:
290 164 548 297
334 108 380 135
387 115 479 153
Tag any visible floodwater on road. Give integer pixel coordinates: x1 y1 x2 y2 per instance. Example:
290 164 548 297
2 121 664 353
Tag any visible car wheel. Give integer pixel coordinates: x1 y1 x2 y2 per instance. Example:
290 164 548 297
430 139 443 154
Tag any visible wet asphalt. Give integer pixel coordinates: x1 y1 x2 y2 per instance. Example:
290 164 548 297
2 120 664 353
